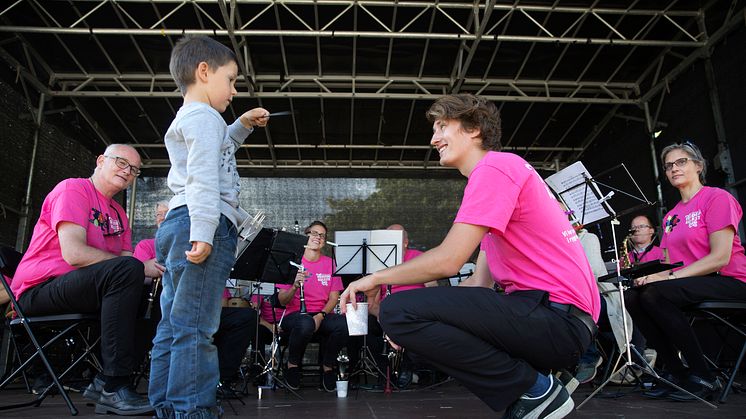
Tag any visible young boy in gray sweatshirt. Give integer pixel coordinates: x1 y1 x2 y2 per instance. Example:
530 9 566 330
148 35 269 419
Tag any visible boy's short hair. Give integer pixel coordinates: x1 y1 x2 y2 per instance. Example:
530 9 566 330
426 94 502 151
169 35 237 95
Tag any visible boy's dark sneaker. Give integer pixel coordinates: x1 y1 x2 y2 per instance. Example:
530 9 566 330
285 367 301 390
502 375 574 419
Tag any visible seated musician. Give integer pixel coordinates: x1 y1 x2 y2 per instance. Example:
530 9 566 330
275 221 348 392
131 201 168 371
570 209 653 385
370 224 433 388
627 215 664 265
10 144 153 415
211 286 258 390
627 142 746 401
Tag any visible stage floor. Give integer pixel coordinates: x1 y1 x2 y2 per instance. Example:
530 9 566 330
0 377 742 418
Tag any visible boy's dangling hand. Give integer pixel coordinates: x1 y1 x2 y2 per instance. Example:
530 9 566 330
186 241 212 264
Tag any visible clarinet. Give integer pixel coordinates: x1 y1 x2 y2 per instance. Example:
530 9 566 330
294 220 308 314
144 277 161 320
298 271 307 314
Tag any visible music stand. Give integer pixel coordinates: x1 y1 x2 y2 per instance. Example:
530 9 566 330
333 230 402 387
229 228 307 399
548 163 717 409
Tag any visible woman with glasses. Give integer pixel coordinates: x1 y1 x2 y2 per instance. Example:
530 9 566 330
627 215 664 265
275 221 349 392
626 141 746 401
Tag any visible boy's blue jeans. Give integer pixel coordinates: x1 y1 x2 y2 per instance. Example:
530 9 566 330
148 206 237 419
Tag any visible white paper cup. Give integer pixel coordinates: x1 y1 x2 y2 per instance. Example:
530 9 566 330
336 380 348 398
345 302 368 336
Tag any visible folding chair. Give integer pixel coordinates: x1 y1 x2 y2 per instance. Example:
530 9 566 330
688 300 746 403
0 245 101 415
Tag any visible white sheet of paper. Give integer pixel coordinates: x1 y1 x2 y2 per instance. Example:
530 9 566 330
545 161 612 225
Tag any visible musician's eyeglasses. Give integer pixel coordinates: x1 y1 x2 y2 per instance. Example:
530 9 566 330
663 157 693 172
306 231 327 240
103 206 125 237
630 224 653 231
105 155 141 177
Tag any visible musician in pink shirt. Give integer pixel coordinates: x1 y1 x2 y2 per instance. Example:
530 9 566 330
379 224 428 301
628 141 746 401
340 94 599 418
626 215 664 265
275 221 348 392
11 144 153 414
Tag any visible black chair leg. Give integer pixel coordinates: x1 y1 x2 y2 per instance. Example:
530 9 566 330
720 341 746 403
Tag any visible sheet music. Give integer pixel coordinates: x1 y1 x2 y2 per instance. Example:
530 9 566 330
335 230 370 275
368 230 403 273
545 161 611 225
335 230 403 274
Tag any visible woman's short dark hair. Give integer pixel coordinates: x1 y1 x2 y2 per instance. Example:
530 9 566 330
426 94 502 151
660 141 707 184
304 220 328 234
169 35 237 95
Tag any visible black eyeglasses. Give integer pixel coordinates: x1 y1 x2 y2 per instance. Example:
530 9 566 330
105 155 141 177
306 231 327 240
630 224 653 231
663 157 692 172
104 206 125 237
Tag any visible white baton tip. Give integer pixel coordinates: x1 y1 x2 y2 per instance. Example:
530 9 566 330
326 241 338 247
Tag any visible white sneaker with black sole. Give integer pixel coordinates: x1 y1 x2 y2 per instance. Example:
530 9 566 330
502 375 574 419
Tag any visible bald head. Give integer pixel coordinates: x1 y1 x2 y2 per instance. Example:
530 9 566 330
386 224 409 248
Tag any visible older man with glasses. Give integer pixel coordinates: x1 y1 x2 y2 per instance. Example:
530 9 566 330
10 144 154 416
627 215 664 265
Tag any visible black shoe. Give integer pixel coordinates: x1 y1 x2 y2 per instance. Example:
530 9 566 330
397 369 413 389
285 367 301 390
502 375 574 419
82 375 105 402
322 370 336 393
668 374 722 402
642 372 680 399
31 373 54 395
94 386 153 416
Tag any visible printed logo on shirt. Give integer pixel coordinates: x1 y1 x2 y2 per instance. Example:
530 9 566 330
664 214 680 234
90 207 107 229
316 273 331 286
685 210 702 228
89 207 121 234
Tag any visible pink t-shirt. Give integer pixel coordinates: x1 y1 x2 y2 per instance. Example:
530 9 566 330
381 248 426 299
454 152 600 321
277 255 343 314
11 178 133 298
133 238 156 262
628 245 664 265
661 186 746 282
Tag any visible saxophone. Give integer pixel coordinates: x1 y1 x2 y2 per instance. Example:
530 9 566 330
619 234 632 269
